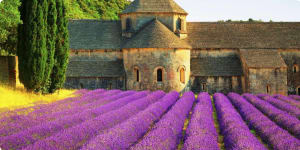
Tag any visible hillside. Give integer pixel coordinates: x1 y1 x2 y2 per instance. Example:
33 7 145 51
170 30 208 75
65 0 130 20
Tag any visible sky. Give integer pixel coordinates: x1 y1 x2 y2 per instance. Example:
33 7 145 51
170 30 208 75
174 0 300 22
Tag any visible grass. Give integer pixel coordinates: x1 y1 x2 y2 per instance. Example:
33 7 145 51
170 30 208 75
0 85 76 112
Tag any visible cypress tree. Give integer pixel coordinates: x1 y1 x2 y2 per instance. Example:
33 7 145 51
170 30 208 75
18 0 48 92
49 0 69 93
42 0 57 93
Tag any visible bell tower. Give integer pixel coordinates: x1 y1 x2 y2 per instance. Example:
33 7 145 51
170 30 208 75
120 0 188 39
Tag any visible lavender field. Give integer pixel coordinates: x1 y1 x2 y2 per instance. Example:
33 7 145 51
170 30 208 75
0 89 300 150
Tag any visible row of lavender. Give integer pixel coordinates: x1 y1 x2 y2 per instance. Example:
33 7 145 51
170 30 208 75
0 89 300 150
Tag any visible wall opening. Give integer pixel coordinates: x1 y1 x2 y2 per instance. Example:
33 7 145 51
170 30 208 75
293 64 299 73
136 69 140 82
126 18 132 31
176 18 182 31
157 69 163 82
80 83 84 89
266 85 271 94
202 83 207 91
298 87 300 95
180 68 185 83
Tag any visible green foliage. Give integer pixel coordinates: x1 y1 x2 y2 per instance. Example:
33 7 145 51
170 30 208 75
64 0 130 20
18 0 48 92
218 18 265 23
48 0 70 93
0 0 21 55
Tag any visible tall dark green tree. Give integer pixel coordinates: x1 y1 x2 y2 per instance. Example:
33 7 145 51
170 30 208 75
17 0 48 92
48 0 69 93
42 0 57 93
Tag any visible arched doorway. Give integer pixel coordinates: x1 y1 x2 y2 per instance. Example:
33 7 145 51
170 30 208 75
297 86 300 95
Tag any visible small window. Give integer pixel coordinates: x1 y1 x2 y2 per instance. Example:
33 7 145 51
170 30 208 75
202 83 207 91
176 18 182 30
80 83 84 89
293 64 299 73
136 69 140 82
157 69 163 82
126 18 132 31
180 68 185 83
266 85 271 94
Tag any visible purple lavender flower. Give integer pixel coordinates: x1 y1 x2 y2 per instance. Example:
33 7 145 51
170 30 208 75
81 91 180 150
289 95 300 101
23 91 165 150
0 89 121 138
214 93 267 150
0 91 145 150
130 91 195 150
243 94 300 138
183 92 219 150
274 94 300 109
257 95 300 118
228 93 300 150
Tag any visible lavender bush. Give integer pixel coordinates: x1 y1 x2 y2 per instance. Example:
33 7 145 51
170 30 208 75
228 93 300 150
130 91 195 150
82 91 180 150
257 95 300 118
274 94 300 109
183 92 219 150
214 93 267 150
289 95 300 101
0 91 144 150
0 89 122 137
243 94 300 138
23 91 165 150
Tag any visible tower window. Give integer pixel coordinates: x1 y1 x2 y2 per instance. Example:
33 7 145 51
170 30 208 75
176 18 182 31
180 68 185 83
157 69 163 82
293 64 299 73
126 18 132 31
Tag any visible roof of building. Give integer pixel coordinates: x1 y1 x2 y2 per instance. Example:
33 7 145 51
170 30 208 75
122 0 187 14
66 60 125 77
191 56 243 76
123 19 192 49
240 49 287 68
186 22 300 49
69 20 122 50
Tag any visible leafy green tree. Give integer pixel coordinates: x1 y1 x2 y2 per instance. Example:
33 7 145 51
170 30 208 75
48 0 69 93
0 0 21 55
17 0 48 92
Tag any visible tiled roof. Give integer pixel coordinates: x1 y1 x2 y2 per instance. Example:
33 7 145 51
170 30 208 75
122 0 187 14
191 56 243 76
186 22 300 49
240 49 287 68
68 20 122 50
66 60 125 77
123 19 191 49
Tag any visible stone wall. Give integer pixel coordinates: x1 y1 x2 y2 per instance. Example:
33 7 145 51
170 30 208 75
0 56 17 87
64 77 125 90
190 76 242 94
123 48 190 92
279 49 300 94
247 68 287 95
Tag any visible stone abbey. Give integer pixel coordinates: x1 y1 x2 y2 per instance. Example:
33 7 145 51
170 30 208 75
1 0 300 95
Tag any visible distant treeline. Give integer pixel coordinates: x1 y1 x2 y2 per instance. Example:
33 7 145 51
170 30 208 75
218 18 274 22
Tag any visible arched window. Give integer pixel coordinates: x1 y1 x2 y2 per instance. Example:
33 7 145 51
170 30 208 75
157 69 163 82
293 64 299 73
176 18 182 31
266 85 271 94
180 68 185 83
126 18 132 31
